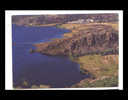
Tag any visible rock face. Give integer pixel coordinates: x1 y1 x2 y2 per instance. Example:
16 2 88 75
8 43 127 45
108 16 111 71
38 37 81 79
34 25 118 57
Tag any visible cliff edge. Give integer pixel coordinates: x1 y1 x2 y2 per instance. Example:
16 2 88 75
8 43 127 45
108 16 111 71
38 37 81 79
34 24 118 57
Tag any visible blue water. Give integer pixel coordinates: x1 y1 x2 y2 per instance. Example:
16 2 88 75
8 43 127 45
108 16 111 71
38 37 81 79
12 24 88 88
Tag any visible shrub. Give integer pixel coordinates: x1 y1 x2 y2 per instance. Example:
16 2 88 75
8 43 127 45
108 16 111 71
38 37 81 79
84 76 118 87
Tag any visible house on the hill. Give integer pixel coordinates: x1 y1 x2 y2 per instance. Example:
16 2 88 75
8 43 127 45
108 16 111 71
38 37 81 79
67 18 94 24
86 19 94 23
67 19 85 24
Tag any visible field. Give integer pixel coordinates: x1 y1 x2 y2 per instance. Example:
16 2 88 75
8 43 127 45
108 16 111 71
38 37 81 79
58 22 118 37
71 54 118 87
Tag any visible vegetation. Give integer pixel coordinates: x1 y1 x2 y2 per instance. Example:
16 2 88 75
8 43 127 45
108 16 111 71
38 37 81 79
22 80 28 86
58 22 118 37
14 83 50 89
75 54 118 77
31 84 50 88
34 22 118 88
12 14 118 26
72 76 118 87
70 54 118 87
13 14 119 88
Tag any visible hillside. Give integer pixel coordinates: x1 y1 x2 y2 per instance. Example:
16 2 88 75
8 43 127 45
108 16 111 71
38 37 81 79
34 24 118 57
12 14 118 26
33 22 119 87
12 14 119 88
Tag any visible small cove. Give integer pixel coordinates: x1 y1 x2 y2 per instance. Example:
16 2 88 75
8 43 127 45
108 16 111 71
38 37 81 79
12 24 89 88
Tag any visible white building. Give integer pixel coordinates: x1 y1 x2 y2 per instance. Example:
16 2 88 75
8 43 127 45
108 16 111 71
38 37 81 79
67 18 94 24
86 19 94 23
67 19 85 24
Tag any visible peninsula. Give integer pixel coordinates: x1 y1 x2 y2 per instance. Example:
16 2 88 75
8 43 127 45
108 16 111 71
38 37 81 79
12 14 119 88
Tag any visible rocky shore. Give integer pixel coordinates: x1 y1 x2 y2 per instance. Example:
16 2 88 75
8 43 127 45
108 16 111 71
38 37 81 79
33 23 119 88
12 14 119 88
34 24 118 57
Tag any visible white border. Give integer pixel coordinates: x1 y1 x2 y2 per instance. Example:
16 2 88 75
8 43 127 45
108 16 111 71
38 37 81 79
5 10 123 90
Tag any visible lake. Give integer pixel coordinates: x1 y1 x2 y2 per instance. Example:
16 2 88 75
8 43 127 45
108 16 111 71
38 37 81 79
12 24 88 88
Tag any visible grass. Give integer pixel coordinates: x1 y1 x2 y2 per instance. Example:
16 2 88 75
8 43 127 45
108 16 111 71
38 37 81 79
75 54 118 77
100 22 118 31
70 54 118 87
31 84 50 88
83 76 118 87
58 22 118 38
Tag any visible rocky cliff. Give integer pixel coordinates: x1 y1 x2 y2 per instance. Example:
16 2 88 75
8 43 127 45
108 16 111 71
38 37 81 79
34 24 118 57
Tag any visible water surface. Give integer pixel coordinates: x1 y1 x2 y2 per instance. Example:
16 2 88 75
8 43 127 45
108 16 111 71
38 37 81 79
12 24 88 88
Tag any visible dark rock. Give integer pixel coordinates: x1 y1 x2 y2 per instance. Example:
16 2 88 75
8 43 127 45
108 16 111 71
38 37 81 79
34 25 118 57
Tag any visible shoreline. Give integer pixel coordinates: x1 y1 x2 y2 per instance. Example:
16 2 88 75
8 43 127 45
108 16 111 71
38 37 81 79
14 22 119 88
70 54 118 88
13 23 60 27
34 22 119 88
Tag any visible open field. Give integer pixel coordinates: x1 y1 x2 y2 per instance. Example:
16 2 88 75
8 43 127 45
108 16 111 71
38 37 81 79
71 54 118 87
58 22 118 37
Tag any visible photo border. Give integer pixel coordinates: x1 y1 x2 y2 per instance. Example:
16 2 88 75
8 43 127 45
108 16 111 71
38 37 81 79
5 10 123 90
